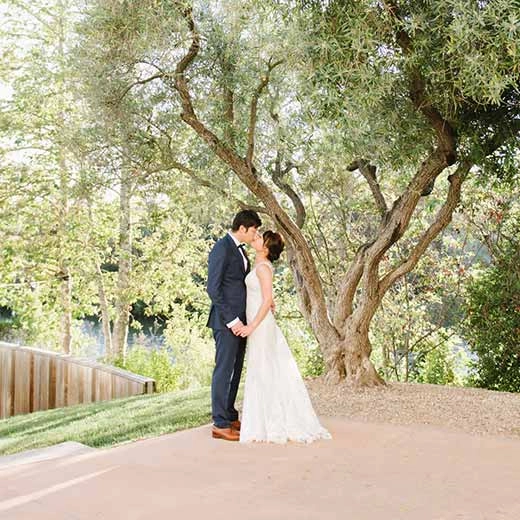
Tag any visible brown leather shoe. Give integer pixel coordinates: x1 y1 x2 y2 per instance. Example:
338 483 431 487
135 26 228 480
230 420 241 432
212 426 239 441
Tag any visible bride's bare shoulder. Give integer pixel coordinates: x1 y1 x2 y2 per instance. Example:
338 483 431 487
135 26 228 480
255 262 274 275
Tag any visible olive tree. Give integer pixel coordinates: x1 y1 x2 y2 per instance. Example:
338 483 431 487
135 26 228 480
77 0 520 385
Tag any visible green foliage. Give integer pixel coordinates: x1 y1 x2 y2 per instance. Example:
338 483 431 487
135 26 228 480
0 315 20 342
113 344 182 393
301 0 520 168
280 298 325 378
370 186 474 384
416 343 455 386
2 0 520 392
162 305 215 389
461 170 520 393
292 342 325 378
464 259 520 392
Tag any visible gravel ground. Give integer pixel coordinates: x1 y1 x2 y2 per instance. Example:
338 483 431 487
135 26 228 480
306 378 520 439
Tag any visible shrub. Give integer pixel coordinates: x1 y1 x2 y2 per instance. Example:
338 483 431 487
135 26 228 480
114 344 182 393
416 342 455 385
162 306 214 389
463 257 520 392
286 328 325 378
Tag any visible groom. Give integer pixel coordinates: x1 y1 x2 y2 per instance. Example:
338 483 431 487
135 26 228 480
207 209 262 441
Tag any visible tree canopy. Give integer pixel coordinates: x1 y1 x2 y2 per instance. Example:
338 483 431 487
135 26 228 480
0 0 519 389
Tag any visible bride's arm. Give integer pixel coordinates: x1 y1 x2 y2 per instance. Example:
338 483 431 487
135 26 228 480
238 265 273 337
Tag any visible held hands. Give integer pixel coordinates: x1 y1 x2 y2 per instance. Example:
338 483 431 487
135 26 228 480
231 321 254 337
237 324 254 337
230 299 275 337
230 320 245 336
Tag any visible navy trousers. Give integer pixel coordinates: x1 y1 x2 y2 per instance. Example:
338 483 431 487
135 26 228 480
211 328 246 428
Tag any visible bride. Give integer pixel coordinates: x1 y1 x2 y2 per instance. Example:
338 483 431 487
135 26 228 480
237 230 331 444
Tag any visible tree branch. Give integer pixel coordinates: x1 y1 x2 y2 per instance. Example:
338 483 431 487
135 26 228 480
271 154 306 228
166 159 267 215
348 160 388 216
118 72 164 101
173 8 338 343
246 58 284 170
379 161 471 295
382 0 456 165
223 86 235 145
130 111 267 213
219 56 236 147
343 149 463 334
333 242 370 330
9 1 55 32
1 146 51 155
368 148 451 265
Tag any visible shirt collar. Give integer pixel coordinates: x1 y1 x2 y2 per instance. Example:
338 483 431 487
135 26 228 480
228 231 242 247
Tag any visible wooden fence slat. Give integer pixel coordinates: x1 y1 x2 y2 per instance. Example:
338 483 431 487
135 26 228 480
49 357 57 409
38 356 50 412
13 350 31 416
91 368 97 403
0 350 12 419
0 342 155 419
67 363 79 406
55 358 66 408
29 352 35 413
10 349 15 417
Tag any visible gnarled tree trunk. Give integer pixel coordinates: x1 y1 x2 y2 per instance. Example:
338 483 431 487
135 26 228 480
322 319 384 386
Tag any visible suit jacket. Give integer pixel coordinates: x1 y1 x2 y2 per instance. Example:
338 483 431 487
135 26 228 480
206 234 250 330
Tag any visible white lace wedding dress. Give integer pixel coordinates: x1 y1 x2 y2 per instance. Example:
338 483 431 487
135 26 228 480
240 262 331 444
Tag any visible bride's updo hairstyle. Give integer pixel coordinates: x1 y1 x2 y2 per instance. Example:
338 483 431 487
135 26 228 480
263 230 284 262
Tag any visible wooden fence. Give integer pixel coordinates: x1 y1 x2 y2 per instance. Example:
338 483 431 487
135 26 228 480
0 342 156 420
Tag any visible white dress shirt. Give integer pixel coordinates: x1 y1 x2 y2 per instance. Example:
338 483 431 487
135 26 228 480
226 232 246 328
228 232 248 270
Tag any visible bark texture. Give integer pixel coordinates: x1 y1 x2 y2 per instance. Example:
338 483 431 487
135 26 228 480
112 172 132 359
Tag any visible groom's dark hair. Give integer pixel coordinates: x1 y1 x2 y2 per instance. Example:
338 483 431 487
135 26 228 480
231 209 262 231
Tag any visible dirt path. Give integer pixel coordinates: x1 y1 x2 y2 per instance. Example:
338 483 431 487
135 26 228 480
2 417 519 519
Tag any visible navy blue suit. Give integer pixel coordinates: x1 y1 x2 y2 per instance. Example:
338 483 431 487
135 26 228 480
207 234 250 428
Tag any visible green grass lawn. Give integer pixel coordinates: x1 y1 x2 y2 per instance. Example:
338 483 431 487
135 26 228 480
0 386 220 456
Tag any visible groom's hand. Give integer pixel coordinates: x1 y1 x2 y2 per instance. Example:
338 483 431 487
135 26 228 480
231 320 245 336
238 325 254 337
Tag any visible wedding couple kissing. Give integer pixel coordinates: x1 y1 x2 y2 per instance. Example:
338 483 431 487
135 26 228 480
207 209 331 444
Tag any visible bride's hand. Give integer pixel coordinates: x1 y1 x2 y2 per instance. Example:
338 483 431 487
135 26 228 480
238 325 254 337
